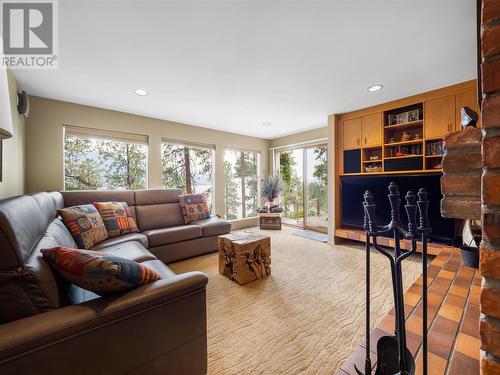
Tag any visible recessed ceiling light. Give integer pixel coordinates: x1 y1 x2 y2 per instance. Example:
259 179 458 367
262 122 272 127
134 89 148 96
367 84 383 92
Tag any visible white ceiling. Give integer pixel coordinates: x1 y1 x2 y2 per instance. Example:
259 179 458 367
13 0 477 139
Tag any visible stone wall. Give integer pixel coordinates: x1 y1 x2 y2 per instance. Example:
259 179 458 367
480 0 500 373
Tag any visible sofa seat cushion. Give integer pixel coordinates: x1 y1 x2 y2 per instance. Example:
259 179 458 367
95 241 156 263
140 260 176 278
41 247 161 294
191 217 231 237
143 225 202 247
92 233 149 250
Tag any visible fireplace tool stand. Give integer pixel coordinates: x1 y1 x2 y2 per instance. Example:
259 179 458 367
354 182 431 375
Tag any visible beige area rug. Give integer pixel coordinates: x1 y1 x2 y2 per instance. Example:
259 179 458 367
169 227 422 375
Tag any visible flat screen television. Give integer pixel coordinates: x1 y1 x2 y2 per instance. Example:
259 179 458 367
340 173 456 245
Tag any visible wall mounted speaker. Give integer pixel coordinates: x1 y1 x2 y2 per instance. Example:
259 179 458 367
17 91 29 117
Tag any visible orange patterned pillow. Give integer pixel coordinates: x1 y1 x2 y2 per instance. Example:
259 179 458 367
59 204 108 249
42 247 161 294
178 194 211 224
93 201 139 238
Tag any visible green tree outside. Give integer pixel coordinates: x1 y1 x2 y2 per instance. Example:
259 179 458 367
224 161 240 219
161 143 214 204
98 141 147 190
64 137 102 190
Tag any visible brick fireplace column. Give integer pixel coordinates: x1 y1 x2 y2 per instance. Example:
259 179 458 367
480 0 500 373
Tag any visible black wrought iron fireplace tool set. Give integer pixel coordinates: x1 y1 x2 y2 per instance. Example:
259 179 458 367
355 182 431 375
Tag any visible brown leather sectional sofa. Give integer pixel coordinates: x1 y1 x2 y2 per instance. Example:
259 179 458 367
0 189 231 375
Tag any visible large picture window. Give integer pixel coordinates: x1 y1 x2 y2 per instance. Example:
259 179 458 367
161 140 215 206
224 149 260 220
64 126 148 191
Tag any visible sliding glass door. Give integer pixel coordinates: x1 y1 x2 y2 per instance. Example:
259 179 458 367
277 143 327 232
305 145 328 231
279 148 304 226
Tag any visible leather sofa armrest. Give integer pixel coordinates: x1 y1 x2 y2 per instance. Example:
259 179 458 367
0 271 208 365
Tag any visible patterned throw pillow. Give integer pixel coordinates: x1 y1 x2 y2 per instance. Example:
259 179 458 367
93 201 139 238
59 204 108 249
41 247 161 294
178 193 211 224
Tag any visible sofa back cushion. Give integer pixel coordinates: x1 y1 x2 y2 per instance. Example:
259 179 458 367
0 192 73 322
61 190 135 207
61 189 186 232
61 190 137 220
134 189 185 231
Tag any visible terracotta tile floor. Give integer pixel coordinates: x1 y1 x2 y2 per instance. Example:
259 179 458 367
335 247 480 375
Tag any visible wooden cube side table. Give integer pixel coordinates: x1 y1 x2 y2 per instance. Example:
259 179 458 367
258 213 282 230
218 232 271 285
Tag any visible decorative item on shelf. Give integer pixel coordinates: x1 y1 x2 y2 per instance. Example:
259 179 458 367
401 131 412 142
398 112 409 124
261 173 282 206
461 107 478 129
364 164 382 173
369 155 379 161
389 137 397 143
387 108 420 126
426 140 444 156
408 109 420 122
395 151 405 157
414 133 422 140
388 114 398 126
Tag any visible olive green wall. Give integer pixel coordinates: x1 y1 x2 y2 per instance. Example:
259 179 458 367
25 96 269 222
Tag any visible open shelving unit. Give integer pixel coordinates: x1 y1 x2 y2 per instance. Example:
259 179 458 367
340 102 437 175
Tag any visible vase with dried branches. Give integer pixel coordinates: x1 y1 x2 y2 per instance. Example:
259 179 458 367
260 173 282 206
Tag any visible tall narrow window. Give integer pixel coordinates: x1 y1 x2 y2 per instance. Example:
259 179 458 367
161 140 215 206
224 149 260 220
64 126 148 190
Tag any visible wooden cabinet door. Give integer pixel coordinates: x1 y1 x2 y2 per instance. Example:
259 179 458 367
361 113 382 147
455 90 481 130
342 117 362 150
424 95 455 139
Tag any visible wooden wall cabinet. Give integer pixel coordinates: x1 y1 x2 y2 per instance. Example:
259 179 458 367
424 95 455 139
332 80 480 240
342 117 362 150
361 113 382 147
455 90 481 129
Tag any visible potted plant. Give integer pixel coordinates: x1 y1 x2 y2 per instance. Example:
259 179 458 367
261 173 282 206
